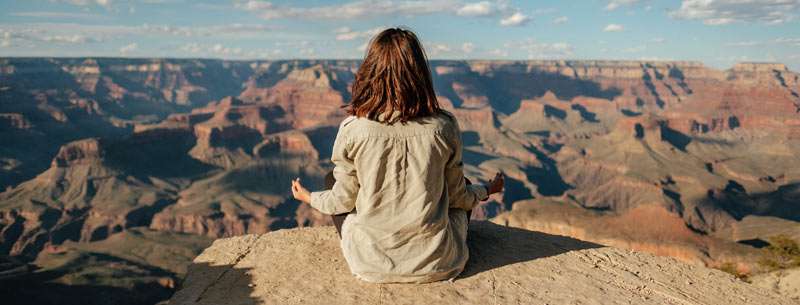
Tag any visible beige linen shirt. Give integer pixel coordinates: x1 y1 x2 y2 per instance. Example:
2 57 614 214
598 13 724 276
309 110 488 284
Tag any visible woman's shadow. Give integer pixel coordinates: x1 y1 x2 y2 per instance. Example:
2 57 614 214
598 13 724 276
458 221 604 279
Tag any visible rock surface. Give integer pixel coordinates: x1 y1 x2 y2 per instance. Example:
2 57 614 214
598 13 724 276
752 268 800 301
170 221 794 305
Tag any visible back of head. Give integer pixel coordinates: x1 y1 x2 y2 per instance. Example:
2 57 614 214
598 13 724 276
346 28 441 124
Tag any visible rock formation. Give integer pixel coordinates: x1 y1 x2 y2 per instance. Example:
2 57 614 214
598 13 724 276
170 221 795 305
2 58 800 304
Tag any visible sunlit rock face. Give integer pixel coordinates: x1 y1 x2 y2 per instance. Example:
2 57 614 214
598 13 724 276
2 58 800 302
169 223 796 305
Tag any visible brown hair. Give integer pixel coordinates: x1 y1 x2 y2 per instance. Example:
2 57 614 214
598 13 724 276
346 27 441 124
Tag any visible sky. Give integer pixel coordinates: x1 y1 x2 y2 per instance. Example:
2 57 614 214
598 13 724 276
1 0 800 70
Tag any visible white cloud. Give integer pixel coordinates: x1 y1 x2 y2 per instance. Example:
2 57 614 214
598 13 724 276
650 37 666 43
457 1 493 16
179 42 281 59
237 0 272 11
429 43 452 56
212 44 243 56
725 41 761 47
299 47 316 57
532 8 557 15
776 37 800 46
54 0 112 7
461 42 475 53
489 48 508 57
119 42 137 54
670 0 800 25
500 12 530 26
335 27 384 41
606 0 639 11
553 16 568 24
180 42 202 53
603 24 624 32
233 0 531 25
235 0 458 20
11 11 107 19
622 45 646 53
1 32 10 47
141 23 278 37
42 34 96 44
506 39 573 59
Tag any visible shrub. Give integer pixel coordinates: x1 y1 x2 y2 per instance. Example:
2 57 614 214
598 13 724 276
758 235 800 272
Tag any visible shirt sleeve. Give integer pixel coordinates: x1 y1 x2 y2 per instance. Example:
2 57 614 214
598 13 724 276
445 116 489 211
309 126 359 215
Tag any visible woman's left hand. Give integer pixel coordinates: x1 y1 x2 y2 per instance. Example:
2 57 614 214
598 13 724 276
291 178 312 204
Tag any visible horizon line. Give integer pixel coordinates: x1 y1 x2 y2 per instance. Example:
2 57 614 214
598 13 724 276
0 56 794 72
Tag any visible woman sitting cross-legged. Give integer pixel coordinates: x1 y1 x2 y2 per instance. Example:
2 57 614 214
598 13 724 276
290 27 504 284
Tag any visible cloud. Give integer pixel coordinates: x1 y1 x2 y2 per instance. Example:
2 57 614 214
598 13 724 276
53 0 112 7
334 27 384 41
234 0 528 26
119 42 137 54
234 0 458 20
622 45 646 53
461 42 475 53
670 0 800 25
299 47 316 57
11 11 107 20
506 39 573 59
428 43 452 56
41 34 96 44
650 37 666 43
553 16 568 24
212 44 243 56
500 12 530 26
721 38 800 47
776 37 800 46
1 32 10 47
489 48 509 57
725 41 761 47
603 24 624 32
179 42 282 59
141 23 279 37
606 0 639 11
180 42 202 53
457 1 493 16
532 8 557 15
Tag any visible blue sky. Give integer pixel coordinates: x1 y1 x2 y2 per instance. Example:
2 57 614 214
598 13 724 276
1 0 799 70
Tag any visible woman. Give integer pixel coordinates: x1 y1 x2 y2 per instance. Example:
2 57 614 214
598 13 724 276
290 28 504 284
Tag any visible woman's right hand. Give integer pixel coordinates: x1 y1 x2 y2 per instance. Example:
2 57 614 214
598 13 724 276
291 178 312 204
487 172 504 195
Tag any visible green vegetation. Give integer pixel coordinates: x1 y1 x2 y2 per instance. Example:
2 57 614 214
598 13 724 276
758 235 800 272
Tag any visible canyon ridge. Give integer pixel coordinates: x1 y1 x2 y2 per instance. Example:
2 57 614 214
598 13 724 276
1 58 799 304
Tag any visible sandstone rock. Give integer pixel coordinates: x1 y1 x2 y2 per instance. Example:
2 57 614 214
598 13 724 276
752 267 800 301
170 221 793 305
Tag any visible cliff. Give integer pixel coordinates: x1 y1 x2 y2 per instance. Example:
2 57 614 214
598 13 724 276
169 221 793 305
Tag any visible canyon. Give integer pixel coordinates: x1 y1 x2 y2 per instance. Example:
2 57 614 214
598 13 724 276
1 58 799 304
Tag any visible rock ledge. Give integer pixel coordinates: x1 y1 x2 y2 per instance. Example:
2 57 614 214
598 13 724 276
170 221 793 305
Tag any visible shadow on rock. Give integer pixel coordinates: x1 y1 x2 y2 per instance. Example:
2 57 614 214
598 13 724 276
169 262 258 305
459 221 603 279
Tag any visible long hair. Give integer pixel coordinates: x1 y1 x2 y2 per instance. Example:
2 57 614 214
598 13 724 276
346 28 441 124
